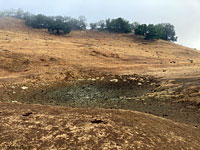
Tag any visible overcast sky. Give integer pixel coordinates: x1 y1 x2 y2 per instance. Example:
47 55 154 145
1 0 200 49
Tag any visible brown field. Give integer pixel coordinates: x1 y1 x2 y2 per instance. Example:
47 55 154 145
1 17 200 149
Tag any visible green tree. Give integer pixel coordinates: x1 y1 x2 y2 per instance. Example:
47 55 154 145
134 24 147 36
90 23 97 30
157 23 177 41
145 24 160 40
105 18 132 33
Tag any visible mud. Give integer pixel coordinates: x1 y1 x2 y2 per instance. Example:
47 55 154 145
2 74 200 128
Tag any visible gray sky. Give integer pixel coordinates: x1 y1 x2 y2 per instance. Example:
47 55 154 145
1 0 200 49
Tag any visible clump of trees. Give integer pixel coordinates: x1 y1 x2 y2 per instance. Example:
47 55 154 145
90 17 132 33
25 15 71 34
134 23 177 42
0 9 177 41
89 18 177 42
0 9 87 35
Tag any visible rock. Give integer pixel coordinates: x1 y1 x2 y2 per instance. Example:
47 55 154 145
1 49 9 52
110 79 118 82
138 82 142 86
22 112 33 117
189 60 193 63
12 100 18 103
91 119 104 124
21 86 28 90
189 93 200 97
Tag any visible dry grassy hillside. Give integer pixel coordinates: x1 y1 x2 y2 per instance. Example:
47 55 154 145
1 17 200 149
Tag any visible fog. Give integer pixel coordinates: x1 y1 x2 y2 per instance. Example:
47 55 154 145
1 0 200 49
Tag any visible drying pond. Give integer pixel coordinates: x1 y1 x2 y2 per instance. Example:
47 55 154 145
11 74 159 109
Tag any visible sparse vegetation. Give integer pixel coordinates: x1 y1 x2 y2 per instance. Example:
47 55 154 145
0 9 177 41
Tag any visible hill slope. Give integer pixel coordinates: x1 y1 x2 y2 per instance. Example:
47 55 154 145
0 102 200 150
1 17 200 149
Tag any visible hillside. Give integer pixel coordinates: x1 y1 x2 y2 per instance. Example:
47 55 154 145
1 17 200 149
1 102 200 150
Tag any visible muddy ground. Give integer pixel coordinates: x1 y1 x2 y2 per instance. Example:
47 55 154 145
1 73 200 128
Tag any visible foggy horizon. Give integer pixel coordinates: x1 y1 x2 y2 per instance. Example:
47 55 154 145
1 0 200 49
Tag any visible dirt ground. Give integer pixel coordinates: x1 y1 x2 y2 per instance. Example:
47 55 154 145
1 17 200 149
1 102 200 150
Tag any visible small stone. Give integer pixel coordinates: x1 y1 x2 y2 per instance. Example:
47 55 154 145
110 79 118 82
138 82 142 86
11 86 15 89
21 86 28 90
1 49 9 52
12 100 18 103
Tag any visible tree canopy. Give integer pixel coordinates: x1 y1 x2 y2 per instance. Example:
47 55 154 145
134 23 177 41
90 18 132 33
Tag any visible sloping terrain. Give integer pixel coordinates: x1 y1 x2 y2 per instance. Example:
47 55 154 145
1 17 200 149
0 102 200 150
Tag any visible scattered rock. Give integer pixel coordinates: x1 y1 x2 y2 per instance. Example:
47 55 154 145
189 59 193 63
21 86 28 90
23 59 30 65
12 100 18 103
49 57 57 61
138 82 142 86
110 79 118 82
170 61 176 64
22 112 33 117
91 119 104 124
1 49 9 52
40 58 46 62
